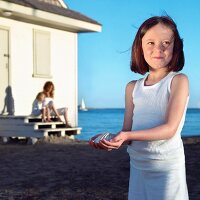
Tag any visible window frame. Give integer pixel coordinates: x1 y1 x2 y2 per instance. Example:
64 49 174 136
32 29 52 78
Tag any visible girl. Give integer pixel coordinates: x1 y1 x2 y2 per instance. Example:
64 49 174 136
31 91 51 122
43 81 71 127
89 16 189 200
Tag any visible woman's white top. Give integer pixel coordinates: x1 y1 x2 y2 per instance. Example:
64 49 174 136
127 72 189 170
42 97 54 107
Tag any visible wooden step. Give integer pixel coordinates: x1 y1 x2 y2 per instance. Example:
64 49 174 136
0 116 27 125
0 126 81 138
0 116 82 141
25 115 59 123
40 127 82 137
29 121 65 130
0 123 36 132
0 129 46 138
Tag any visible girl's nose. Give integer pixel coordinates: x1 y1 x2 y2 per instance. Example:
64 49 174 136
154 43 165 52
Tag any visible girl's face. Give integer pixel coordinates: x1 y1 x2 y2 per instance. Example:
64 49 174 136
142 23 174 71
38 94 45 102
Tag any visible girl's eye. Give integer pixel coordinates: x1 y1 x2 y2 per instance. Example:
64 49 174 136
147 42 154 45
163 41 171 46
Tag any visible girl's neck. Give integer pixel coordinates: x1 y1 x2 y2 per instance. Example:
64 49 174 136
145 69 171 86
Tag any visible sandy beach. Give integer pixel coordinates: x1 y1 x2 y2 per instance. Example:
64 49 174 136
0 137 199 200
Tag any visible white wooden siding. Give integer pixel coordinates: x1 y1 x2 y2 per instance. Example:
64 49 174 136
0 16 78 126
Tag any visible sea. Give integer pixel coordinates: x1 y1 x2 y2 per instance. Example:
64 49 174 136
76 108 200 141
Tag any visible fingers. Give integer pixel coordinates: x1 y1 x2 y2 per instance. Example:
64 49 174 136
110 135 122 143
89 140 105 150
88 134 123 151
99 139 121 150
89 138 112 150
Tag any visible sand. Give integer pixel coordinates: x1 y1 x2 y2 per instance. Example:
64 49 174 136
0 137 199 200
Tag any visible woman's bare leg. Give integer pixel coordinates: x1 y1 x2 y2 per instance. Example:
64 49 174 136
63 108 71 127
49 104 71 127
49 104 62 122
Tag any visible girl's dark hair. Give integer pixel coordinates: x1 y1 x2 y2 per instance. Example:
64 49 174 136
131 16 184 75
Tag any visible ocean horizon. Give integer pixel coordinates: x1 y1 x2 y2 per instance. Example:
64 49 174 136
76 108 200 141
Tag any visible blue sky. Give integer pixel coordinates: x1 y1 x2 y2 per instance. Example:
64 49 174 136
65 0 200 108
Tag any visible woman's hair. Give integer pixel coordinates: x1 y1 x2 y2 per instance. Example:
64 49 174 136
131 16 184 75
43 81 54 98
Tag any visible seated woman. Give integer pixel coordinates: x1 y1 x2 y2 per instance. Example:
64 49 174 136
42 81 71 127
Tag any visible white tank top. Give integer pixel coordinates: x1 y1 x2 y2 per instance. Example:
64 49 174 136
127 72 189 169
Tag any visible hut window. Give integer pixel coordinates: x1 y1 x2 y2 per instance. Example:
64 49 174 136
33 30 51 78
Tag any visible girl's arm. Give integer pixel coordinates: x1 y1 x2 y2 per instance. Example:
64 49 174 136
101 74 189 149
122 81 136 132
118 81 135 145
89 81 135 149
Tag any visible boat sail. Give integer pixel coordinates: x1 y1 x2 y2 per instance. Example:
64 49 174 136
79 99 88 111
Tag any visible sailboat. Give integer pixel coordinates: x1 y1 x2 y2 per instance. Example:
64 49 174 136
79 99 88 111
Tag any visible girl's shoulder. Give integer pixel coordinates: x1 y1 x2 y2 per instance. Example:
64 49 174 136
170 73 189 93
172 72 189 84
173 72 188 78
126 77 144 89
125 80 137 94
126 80 137 88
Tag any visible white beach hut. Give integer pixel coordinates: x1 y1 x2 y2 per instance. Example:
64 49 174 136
0 0 101 140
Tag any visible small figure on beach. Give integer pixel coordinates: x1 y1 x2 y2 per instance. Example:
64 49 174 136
89 16 189 199
31 91 51 122
42 81 71 127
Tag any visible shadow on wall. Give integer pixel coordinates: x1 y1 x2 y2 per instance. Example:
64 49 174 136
1 86 15 115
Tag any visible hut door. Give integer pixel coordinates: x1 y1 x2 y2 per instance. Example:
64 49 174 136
0 28 9 114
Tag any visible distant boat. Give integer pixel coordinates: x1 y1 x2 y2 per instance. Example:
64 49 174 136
79 99 88 111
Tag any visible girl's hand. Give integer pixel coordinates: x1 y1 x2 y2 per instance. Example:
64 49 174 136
99 132 128 151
